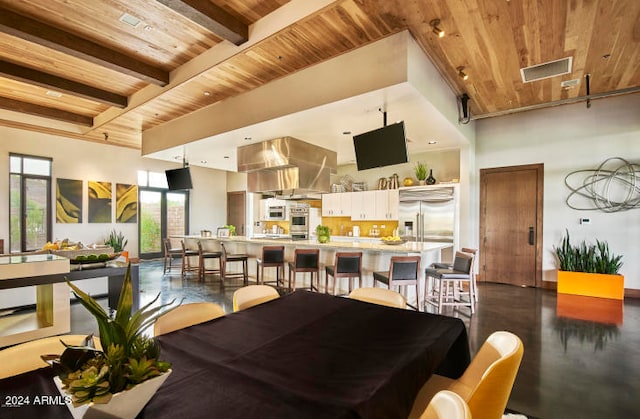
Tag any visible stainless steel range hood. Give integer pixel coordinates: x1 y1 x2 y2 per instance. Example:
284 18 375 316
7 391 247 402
237 137 337 197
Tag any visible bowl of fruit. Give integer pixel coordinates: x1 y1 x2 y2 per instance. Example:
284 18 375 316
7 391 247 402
380 236 406 245
70 253 120 264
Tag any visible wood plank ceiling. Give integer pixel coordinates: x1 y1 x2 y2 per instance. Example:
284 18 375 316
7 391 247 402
0 0 638 149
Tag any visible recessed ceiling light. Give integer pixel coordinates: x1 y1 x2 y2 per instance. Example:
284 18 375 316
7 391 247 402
428 140 438 145
46 90 62 98
119 13 141 27
224 156 229 159
203 91 210 96
174 156 182 160
342 131 351 135
200 160 208 164
244 137 252 141
144 25 153 31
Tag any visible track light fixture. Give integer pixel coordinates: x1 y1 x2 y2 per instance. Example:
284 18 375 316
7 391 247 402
457 66 468 80
429 19 445 38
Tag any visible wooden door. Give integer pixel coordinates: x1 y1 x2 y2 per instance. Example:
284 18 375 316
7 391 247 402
227 191 246 236
479 164 543 287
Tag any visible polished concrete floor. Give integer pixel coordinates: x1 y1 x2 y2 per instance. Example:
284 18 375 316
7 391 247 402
67 260 640 419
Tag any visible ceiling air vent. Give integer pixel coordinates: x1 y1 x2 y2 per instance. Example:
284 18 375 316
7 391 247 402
520 57 573 83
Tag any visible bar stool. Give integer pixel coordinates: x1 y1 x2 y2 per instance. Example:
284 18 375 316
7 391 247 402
287 248 320 291
197 241 222 281
424 251 475 314
220 242 249 286
163 238 182 274
325 252 362 295
461 248 479 303
426 248 478 303
256 246 285 287
372 256 421 311
180 240 199 277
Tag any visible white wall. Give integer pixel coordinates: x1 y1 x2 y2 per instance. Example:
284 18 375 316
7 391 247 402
0 126 228 256
475 94 640 289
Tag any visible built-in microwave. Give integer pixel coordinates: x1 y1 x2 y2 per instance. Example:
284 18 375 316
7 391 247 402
267 205 286 221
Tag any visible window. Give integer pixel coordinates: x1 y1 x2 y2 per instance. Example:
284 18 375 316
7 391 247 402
9 154 52 252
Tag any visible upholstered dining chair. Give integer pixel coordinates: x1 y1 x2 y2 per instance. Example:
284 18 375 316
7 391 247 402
0 334 102 379
409 331 524 419
287 248 320 291
325 251 362 295
256 246 285 287
163 238 182 274
196 241 222 281
180 240 199 277
154 302 225 336
348 287 406 309
424 251 476 314
219 242 249 286
233 285 280 312
372 256 421 310
420 390 471 419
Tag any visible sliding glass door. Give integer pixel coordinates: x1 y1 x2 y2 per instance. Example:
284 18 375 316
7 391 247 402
139 188 189 259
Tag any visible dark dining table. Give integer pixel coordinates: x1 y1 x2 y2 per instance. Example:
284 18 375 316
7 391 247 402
0 290 469 419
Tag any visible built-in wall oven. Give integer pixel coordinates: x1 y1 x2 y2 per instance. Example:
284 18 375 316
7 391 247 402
267 205 286 221
289 204 310 240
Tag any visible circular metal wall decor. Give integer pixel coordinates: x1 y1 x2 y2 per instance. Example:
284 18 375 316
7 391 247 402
564 157 640 212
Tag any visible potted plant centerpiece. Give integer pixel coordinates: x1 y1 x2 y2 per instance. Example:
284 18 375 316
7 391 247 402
104 229 128 253
316 225 331 243
50 264 178 418
554 230 624 300
414 161 427 185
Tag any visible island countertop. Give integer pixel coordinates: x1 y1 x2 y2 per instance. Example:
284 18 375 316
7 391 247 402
179 235 452 255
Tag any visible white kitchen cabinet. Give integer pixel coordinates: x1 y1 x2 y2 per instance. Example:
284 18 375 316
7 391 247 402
377 189 399 220
351 190 398 221
322 192 351 216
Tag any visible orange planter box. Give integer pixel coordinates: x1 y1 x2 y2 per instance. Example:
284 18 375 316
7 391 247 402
557 271 624 300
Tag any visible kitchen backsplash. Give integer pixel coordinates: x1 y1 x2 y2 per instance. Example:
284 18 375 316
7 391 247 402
319 217 399 237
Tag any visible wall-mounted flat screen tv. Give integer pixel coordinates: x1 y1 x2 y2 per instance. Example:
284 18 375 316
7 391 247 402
166 167 193 190
353 121 408 171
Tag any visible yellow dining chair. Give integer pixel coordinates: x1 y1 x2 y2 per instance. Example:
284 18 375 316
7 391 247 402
153 302 225 336
409 331 524 419
233 285 279 312
348 287 406 309
421 390 471 419
0 334 102 379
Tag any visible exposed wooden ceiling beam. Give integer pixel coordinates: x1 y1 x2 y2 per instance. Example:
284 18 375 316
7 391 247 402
0 60 127 108
0 97 93 126
0 8 169 86
156 0 248 45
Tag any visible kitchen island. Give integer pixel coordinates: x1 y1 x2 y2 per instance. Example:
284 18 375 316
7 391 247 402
179 236 452 305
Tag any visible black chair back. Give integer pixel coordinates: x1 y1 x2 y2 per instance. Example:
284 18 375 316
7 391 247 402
294 249 319 269
263 247 285 264
336 255 361 274
390 258 420 281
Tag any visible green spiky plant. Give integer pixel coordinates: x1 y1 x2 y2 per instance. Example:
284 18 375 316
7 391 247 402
104 229 128 252
414 161 427 181
555 230 623 274
58 264 178 406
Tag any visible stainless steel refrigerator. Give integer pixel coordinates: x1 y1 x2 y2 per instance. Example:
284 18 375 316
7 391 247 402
398 186 458 246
